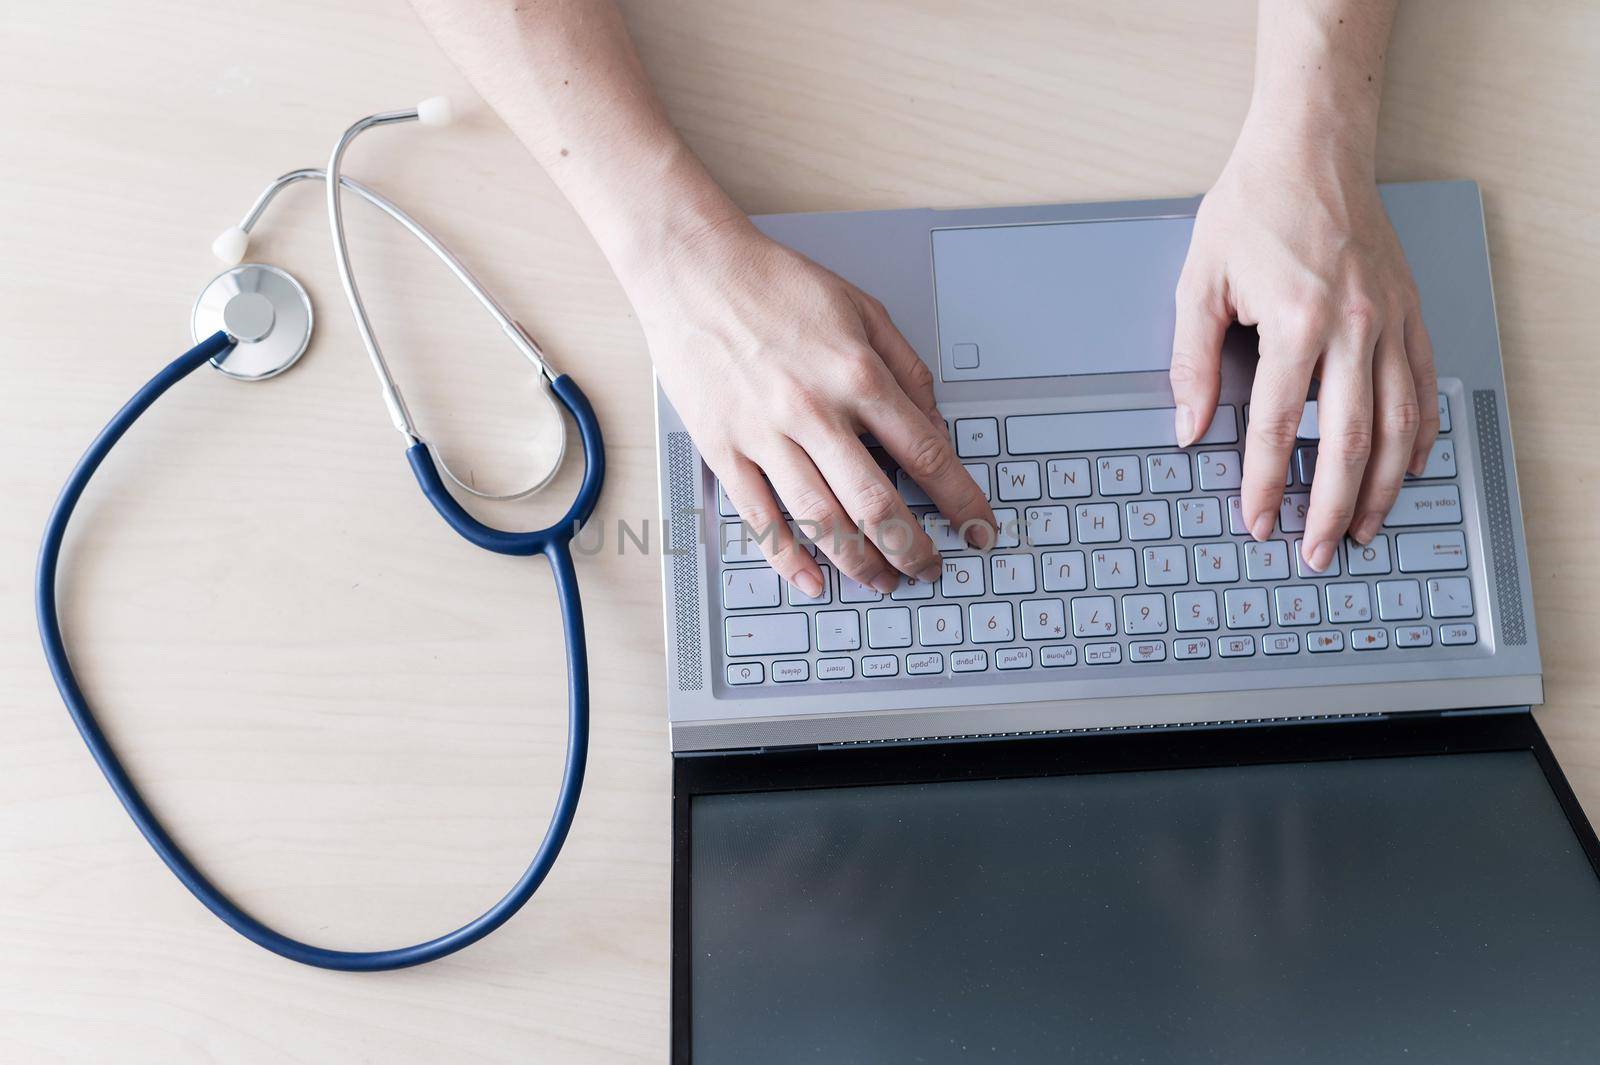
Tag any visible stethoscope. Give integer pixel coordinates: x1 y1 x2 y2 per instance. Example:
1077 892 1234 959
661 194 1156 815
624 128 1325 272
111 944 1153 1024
34 99 604 972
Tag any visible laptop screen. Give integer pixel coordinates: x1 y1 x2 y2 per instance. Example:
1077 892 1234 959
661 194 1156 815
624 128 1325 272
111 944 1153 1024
688 749 1600 1064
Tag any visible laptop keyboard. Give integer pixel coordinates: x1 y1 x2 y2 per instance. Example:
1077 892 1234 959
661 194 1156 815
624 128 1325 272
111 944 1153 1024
714 393 1473 689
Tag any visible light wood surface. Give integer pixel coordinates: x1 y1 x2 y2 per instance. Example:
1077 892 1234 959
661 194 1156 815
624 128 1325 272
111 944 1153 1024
2 1 1596 1060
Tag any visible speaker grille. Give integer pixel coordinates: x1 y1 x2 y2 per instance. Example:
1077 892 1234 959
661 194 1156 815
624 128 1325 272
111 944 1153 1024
1473 390 1527 646
666 432 706 690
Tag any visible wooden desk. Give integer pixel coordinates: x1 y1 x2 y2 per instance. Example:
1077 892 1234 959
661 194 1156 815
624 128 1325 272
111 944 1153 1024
2 1 1595 1060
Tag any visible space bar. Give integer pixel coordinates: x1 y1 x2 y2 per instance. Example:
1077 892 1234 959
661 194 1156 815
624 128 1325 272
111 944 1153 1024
1004 405 1238 455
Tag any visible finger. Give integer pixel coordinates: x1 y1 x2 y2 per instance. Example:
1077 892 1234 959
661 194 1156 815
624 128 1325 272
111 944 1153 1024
1301 332 1376 572
759 436 899 594
860 389 997 552
1170 268 1231 446
794 419 944 587
1349 328 1421 544
715 454 824 599
853 290 948 436
1403 309 1440 474
1242 323 1321 541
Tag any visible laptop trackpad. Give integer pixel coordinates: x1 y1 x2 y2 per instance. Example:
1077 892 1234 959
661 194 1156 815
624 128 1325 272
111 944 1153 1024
690 750 1600 1063
931 216 1194 383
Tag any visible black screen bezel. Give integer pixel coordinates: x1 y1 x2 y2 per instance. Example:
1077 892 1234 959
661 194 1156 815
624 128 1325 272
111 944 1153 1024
669 710 1600 1063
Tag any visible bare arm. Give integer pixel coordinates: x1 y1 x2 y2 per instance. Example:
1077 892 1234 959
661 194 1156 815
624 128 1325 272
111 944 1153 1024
410 0 995 596
1171 0 1437 572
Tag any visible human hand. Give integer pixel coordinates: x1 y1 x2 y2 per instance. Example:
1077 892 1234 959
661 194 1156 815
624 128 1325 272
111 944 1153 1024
630 219 996 598
1169 120 1438 573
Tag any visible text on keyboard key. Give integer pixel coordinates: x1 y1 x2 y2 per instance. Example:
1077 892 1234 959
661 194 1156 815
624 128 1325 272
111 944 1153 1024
1384 485 1462 527
954 417 1000 457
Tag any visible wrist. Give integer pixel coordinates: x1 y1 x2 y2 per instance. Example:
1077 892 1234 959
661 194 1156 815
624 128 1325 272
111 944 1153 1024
573 138 751 294
1234 102 1378 183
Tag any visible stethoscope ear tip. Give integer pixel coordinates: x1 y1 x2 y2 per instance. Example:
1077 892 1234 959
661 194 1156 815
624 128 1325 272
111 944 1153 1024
415 96 454 128
212 226 249 266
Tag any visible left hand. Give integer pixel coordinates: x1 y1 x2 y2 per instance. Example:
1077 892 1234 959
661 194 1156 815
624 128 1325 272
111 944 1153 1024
1169 118 1439 573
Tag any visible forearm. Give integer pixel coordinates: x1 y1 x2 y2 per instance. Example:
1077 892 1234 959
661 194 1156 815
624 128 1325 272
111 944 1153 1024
407 0 745 284
1247 0 1397 173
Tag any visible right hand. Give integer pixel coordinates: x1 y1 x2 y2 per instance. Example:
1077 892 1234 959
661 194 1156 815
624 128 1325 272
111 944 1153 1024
628 218 996 598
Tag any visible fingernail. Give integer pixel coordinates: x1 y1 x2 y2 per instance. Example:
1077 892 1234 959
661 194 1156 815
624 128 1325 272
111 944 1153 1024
1175 404 1195 447
1250 513 1274 541
1305 540 1335 573
916 560 943 584
794 570 823 599
1407 454 1427 476
964 522 994 550
1352 513 1382 544
872 572 900 595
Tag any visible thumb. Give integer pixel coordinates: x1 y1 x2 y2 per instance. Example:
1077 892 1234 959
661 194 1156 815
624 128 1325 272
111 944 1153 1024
1170 272 1230 446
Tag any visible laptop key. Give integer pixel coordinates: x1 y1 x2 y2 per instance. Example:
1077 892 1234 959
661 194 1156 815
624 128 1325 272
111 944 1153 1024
1020 598 1068 641
1384 485 1462 527
866 607 912 649
1022 506 1072 546
1146 453 1192 493
1129 640 1166 663
816 657 855 680
969 601 1015 643
1219 635 1256 657
950 649 988 673
1083 642 1122 665
1197 450 1242 491
724 613 810 657
995 647 1033 670
1426 577 1474 618
1092 548 1137 589
996 461 1042 501
727 662 764 685
1308 630 1345 653
1377 579 1424 622
723 566 782 610
1347 535 1392 575
906 652 944 675
771 660 811 683
1040 645 1078 668
1352 627 1388 650
1071 596 1117 637
1096 455 1142 496
1395 625 1434 648
954 417 1000 458
1174 590 1220 632
1042 550 1088 592
1396 531 1468 573
1046 457 1093 499
861 654 899 678
1273 585 1322 626
1177 497 1223 538
918 604 964 646
815 610 862 652
1324 582 1373 623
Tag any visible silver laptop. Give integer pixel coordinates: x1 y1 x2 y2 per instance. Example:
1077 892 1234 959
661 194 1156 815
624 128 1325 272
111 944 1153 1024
657 180 1538 751
654 183 1600 1064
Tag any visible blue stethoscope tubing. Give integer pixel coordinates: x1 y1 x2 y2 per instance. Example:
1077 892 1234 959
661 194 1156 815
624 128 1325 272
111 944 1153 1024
36 329 605 971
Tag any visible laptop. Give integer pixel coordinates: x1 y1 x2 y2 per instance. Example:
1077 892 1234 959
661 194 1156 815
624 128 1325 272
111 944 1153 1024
654 181 1600 1063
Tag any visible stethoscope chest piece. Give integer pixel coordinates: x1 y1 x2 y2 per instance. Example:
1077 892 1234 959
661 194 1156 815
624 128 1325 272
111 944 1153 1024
191 263 313 381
